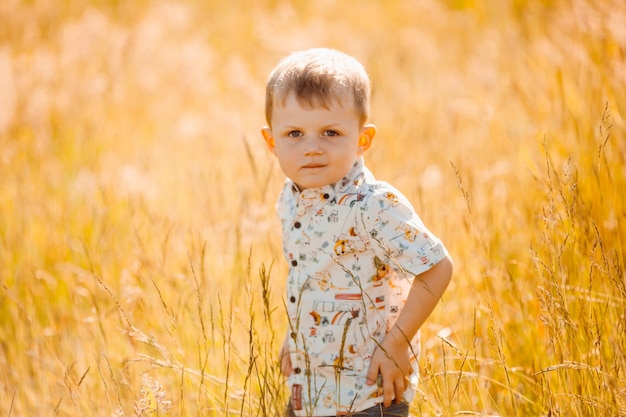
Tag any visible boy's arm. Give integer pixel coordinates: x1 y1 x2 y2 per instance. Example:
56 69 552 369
366 255 453 407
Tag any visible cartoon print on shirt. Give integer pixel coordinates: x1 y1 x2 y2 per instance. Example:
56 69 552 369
307 270 332 292
371 256 389 286
334 239 351 256
385 192 399 203
321 387 335 409
334 312 372 375
322 330 335 343
332 232 368 256
310 311 323 326
307 294 373 377
400 224 420 242
337 191 366 207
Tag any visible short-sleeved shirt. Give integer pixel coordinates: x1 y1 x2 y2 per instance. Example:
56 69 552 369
277 157 447 416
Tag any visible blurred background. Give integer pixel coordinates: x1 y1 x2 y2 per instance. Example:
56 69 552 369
0 0 624 415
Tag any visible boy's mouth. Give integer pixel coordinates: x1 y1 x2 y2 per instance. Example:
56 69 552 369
302 163 326 169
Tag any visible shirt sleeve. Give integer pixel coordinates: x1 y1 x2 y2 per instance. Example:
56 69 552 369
360 185 448 277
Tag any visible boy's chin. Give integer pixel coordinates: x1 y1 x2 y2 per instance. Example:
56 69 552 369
293 171 352 190
294 177 342 190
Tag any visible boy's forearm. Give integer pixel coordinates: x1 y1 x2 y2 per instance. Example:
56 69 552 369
386 255 453 346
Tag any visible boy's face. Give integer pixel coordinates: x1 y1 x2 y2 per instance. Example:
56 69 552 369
262 92 375 190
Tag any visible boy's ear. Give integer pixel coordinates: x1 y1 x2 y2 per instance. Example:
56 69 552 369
262 127 276 155
357 124 376 155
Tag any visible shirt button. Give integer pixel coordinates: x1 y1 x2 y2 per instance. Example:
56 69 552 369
294 221 301 229
290 296 296 303
291 260 298 267
290 332 297 339
323 193 330 199
294 367 302 374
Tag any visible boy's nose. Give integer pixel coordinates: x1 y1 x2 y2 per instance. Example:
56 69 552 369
303 137 322 155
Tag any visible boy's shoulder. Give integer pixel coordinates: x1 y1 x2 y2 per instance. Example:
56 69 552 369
357 175 412 208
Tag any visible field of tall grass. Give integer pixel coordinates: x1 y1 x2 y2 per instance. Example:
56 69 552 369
1 0 624 415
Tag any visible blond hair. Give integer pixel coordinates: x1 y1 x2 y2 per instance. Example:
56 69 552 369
265 48 371 127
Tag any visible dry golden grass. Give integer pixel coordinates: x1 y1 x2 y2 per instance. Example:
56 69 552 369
0 0 624 415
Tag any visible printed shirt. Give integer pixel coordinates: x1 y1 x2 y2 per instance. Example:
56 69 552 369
277 157 448 416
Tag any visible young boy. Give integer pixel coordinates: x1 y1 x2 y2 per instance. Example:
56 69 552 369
262 48 453 417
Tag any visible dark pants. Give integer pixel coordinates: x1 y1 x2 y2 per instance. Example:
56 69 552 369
284 401 409 417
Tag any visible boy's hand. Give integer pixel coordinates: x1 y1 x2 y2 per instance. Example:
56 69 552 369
365 337 412 407
365 256 453 407
280 333 294 377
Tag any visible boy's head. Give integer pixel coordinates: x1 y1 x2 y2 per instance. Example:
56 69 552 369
264 48 371 128
262 48 376 191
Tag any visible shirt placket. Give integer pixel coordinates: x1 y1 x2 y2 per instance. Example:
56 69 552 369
286 192 311 340
286 192 313 392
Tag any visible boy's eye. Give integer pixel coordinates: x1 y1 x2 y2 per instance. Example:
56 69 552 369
287 130 303 138
322 130 340 137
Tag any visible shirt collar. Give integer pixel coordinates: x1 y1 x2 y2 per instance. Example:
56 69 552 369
289 157 366 201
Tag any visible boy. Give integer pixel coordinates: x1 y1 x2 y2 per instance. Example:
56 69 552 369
262 48 453 417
